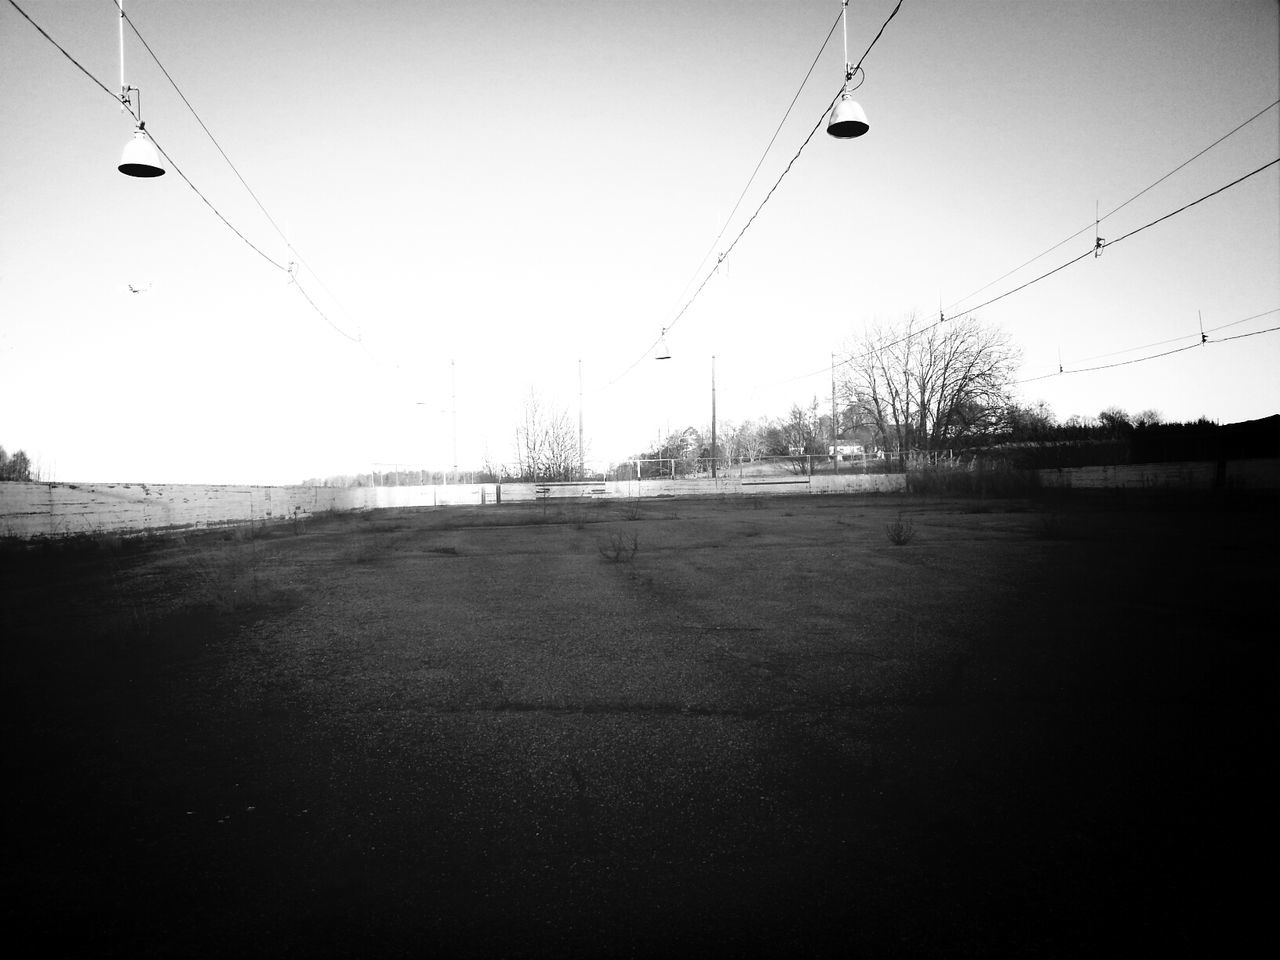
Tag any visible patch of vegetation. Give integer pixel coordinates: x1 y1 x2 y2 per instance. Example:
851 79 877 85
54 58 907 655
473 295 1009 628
1033 513 1080 541
906 462 1040 498
598 530 639 563
885 513 916 546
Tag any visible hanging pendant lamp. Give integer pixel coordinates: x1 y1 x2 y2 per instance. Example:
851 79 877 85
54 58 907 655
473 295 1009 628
827 87 869 139
119 122 165 178
115 2 164 178
656 329 672 360
826 1 869 139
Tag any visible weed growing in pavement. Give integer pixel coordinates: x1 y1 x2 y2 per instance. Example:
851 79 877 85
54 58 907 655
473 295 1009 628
598 530 639 563
1034 513 1078 540
885 513 916 546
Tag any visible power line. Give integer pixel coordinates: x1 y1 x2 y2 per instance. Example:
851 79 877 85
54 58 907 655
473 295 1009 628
143 127 288 270
609 0 908 386
109 0 289 247
944 98 1280 313
6 0 136 119
10 0 369 343
1017 319 1280 383
943 157 1280 327
669 5 845 313
107 0 363 343
9 0 285 269
1102 157 1279 248
769 155 1280 391
1072 307 1280 363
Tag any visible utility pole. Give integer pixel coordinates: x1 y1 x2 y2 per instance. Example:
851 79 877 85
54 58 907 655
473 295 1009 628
831 354 839 475
711 355 717 479
449 359 457 485
578 359 585 481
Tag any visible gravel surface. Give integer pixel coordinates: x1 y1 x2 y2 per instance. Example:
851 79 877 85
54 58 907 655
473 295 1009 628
3 494 1275 957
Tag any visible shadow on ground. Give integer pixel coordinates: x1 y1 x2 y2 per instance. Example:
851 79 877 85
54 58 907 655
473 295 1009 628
2 493 1276 957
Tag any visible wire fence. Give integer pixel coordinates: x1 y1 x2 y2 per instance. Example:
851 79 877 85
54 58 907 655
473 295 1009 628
606 455 905 482
327 452 971 487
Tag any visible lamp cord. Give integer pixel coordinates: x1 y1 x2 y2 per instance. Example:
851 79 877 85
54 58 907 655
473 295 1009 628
842 1 849 75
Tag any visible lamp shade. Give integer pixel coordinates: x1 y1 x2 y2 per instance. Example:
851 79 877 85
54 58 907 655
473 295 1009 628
119 128 165 177
826 96 869 139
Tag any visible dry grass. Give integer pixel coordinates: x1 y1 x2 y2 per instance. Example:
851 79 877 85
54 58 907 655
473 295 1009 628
3 494 1275 957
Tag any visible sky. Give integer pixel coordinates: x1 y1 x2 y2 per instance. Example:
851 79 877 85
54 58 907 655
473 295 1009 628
2 0 1277 485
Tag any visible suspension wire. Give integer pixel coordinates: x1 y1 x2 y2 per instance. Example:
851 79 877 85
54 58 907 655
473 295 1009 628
945 98 1280 313
1071 307 1280 363
7 0 137 120
119 125 290 271
10 0 283 268
110 0 289 246
1017 319 1280 383
9 0 376 343
842 1 848 70
606 88 846 387
107 0 363 341
764 153 1280 393
606 0 907 388
937 157 1279 329
1101 157 1279 248
667 4 844 314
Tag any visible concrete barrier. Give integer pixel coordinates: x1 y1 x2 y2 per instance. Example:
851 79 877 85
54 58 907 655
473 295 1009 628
0 472 909 539
1036 459 1280 491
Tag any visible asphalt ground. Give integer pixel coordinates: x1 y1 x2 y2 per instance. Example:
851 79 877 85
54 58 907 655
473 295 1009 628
2 493 1276 957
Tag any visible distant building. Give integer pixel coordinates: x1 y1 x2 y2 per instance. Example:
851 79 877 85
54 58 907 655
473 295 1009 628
829 443 865 459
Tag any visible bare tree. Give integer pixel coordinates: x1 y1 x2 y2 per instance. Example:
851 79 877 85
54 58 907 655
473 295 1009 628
0 446 34 482
514 391 580 482
780 399 826 475
841 315 1020 469
738 419 768 464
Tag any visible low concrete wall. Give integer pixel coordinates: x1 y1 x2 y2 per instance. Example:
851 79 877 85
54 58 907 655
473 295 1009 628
0 481 369 539
0 472 907 539
1036 459 1280 491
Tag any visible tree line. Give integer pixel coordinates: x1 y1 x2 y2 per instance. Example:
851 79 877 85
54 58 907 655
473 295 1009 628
0 446 36 482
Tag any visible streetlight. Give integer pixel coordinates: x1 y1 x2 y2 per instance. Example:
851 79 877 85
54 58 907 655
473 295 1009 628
116 2 165 177
655 328 672 360
826 1 870 139
710 355 718 479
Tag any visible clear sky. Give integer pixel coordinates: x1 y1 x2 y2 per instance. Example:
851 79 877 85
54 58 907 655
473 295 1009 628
3 0 1277 485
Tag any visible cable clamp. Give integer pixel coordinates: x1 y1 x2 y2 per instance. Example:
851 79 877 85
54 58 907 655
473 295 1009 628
1093 236 1107 258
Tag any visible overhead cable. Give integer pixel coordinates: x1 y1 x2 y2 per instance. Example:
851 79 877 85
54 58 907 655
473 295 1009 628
1072 307 1280 363
669 5 845 312
778 155 1280 389
1017 319 1280 384
143 127 288 270
1100 157 1279 249
7 0 136 119
10 0 368 343
945 98 1280 313
9 0 284 269
107 0 362 342
609 0 908 386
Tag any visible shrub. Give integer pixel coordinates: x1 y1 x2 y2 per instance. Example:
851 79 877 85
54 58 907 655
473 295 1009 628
885 513 916 546
598 530 639 563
